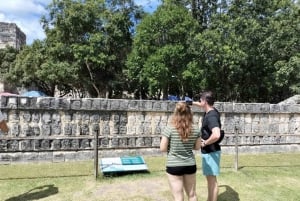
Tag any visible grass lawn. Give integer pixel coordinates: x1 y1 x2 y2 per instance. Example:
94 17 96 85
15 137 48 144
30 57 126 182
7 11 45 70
0 152 300 201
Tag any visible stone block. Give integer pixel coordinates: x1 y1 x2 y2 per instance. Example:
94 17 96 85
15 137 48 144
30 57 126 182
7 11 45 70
56 98 70 109
7 97 18 109
136 137 145 147
80 124 89 135
80 139 91 149
152 136 160 147
119 138 127 147
41 124 51 136
64 152 78 161
52 139 61 150
128 137 135 147
38 152 53 161
53 152 65 162
119 99 130 110
110 99 121 110
41 139 51 150
20 140 32 151
92 98 101 110
140 100 153 111
61 139 71 149
70 99 81 110
51 123 62 135
233 103 247 113
71 139 80 149
127 100 139 110
100 138 109 148
100 99 109 110
81 98 93 110
90 114 100 123
270 104 281 113
111 138 119 147
7 140 18 151
91 124 100 135
10 153 22 162
37 97 52 109
76 151 93 161
0 139 7 151
101 123 110 135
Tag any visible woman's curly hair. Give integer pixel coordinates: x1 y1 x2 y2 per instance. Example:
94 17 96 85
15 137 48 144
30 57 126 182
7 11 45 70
171 102 193 141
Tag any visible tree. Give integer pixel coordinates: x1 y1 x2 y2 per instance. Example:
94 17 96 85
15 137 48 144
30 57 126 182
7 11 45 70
0 46 18 78
190 0 300 102
40 0 143 98
126 3 200 99
260 0 300 102
0 46 19 93
5 40 59 96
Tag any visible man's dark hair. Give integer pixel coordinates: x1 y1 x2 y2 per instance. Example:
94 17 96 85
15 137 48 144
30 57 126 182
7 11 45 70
201 91 215 106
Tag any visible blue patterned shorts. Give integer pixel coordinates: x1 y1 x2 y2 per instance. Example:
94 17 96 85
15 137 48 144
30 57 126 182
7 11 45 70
201 151 221 176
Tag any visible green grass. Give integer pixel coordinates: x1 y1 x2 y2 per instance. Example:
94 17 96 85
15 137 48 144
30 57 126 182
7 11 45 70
0 153 300 201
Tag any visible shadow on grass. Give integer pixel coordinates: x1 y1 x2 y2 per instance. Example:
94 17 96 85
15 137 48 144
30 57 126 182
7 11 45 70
218 185 240 201
5 184 58 201
0 174 91 180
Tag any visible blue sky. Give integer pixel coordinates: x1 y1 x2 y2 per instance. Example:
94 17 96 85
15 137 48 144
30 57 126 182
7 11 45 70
0 0 160 45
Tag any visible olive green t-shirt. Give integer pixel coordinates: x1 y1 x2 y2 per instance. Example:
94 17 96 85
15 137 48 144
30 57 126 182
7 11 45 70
162 125 201 167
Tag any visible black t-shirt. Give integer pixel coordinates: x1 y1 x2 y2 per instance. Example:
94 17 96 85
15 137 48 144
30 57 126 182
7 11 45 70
201 108 221 154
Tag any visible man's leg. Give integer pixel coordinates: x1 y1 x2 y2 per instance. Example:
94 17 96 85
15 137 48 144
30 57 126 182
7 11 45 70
206 175 218 201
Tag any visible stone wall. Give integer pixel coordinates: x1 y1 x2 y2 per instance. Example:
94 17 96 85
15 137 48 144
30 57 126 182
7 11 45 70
0 22 26 50
0 96 300 163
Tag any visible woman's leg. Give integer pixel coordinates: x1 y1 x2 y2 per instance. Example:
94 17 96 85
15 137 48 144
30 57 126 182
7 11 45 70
183 173 197 201
167 173 184 201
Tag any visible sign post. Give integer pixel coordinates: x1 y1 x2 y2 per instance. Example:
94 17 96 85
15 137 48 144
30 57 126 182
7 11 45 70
234 125 239 171
94 129 99 180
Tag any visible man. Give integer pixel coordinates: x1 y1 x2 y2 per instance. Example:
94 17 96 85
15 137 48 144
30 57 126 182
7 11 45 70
193 91 221 201
0 110 9 133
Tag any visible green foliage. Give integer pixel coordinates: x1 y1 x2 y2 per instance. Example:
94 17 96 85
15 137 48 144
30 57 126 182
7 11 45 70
126 3 200 99
126 0 300 102
6 0 143 98
190 0 300 102
40 0 140 97
0 46 18 79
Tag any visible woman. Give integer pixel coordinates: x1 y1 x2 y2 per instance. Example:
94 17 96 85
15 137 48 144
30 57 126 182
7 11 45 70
160 102 201 201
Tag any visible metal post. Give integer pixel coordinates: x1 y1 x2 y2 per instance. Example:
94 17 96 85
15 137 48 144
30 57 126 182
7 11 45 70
234 126 239 171
94 129 99 180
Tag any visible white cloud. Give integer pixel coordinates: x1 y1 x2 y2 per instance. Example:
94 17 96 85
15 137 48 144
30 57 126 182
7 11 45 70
0 0 160 45
0 0 47 16
0 0 51 44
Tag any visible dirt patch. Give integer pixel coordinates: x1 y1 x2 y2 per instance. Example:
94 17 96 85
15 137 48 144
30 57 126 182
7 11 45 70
94 176 172 201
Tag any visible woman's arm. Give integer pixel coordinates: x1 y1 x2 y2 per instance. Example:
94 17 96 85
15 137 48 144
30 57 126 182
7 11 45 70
160 136 169 152
194 137 201 150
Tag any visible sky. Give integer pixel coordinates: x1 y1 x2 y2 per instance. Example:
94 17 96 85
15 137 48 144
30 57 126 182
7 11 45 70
0 0 161 45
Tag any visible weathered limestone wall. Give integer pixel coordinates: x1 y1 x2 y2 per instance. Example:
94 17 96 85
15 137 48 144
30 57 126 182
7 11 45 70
0 22 26 50
0 96 299 163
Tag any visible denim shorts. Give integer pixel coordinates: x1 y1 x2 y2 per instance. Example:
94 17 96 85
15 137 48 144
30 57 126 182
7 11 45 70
166 165 197 176
201 151 221 176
